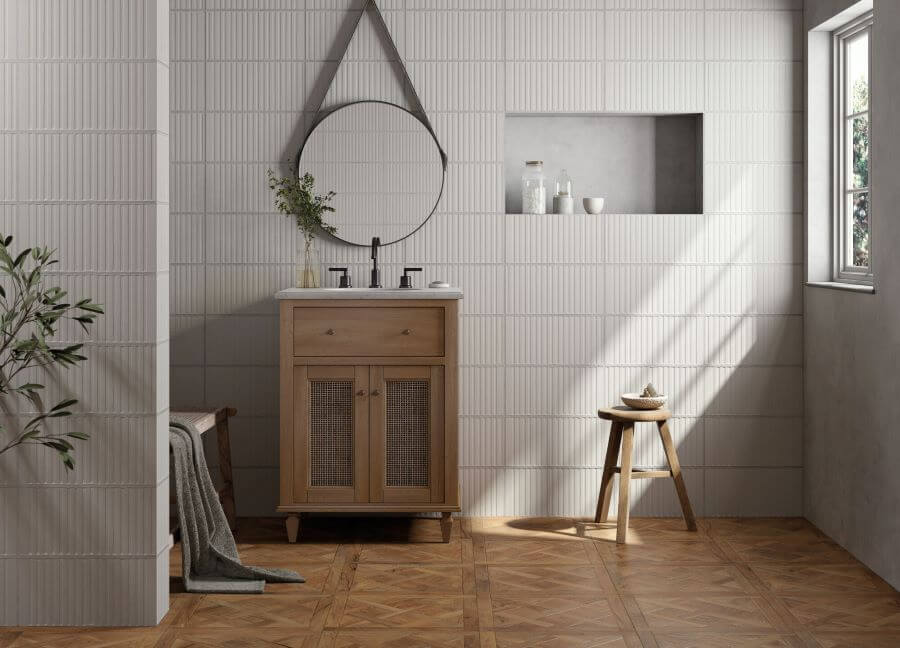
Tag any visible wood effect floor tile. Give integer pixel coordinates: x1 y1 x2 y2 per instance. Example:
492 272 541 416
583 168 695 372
651 632 803 647
167 628 313 647
780 596 900 630
811 632 900 647
351 564 464 594
596 538 728 564
486 565 605 596
493 632 634 647
705 518 822 539
358 540 464 564
27 517 900 648
324 629 476 647
717 536 854 564
749 563 896 596
634 596 778 631
236 542 339 565
261 563 334 594
159 593 202 627
338 594 466 628
609 563 754 595
472 518 587 542
482 538 592 564
185 594 324 628
489 596 622 632
580 519 701 543
4 630 163 647
358 518 462 544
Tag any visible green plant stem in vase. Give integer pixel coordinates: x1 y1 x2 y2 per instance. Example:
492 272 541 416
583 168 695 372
267 169 337 289
298 234 321 289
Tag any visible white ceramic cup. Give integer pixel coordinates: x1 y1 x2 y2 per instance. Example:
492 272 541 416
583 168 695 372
583 197 605 214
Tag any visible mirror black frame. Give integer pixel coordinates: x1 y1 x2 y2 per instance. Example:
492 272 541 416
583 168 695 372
295 99 448 248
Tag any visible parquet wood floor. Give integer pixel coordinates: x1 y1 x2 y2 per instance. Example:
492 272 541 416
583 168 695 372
3 517 899 648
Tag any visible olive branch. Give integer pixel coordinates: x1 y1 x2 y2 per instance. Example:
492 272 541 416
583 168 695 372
0 235 104 469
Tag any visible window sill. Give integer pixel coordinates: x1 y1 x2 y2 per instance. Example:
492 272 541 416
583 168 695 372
806 281 875 294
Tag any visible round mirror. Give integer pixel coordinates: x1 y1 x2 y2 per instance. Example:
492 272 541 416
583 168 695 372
297 101 446 246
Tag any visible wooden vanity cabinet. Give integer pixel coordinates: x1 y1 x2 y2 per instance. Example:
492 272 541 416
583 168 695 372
278 298 460 542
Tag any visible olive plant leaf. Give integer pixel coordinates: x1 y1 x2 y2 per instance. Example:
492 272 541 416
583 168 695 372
0 234 103 469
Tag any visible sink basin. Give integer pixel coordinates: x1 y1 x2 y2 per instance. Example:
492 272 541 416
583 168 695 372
318 287 420 291
275 286 463 300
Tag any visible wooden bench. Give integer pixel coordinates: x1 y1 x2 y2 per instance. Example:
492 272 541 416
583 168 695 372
172 407 238 530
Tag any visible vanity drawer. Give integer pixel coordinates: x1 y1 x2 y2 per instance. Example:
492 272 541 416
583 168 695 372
293 307 445 357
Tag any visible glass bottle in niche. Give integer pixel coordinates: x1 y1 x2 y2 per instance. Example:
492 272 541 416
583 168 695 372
553 168 574 214
521 160 547 214
297 235 321 288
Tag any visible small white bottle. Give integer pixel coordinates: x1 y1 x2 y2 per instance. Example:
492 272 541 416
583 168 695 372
553 168 574 214
521 161 547 214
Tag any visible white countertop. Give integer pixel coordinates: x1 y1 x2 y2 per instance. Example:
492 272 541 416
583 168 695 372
275 287 463 300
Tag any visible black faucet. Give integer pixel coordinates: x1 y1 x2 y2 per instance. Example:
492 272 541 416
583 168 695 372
399 267 422 288
369 236 382 288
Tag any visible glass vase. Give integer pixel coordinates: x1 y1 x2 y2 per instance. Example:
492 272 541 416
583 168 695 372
297 237 321 288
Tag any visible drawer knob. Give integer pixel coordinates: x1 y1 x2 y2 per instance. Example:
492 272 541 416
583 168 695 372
401 329 412 335
371 389 381 397
356 389 367 397
326 328 335 335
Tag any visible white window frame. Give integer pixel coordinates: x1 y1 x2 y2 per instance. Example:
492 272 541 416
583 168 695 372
833 12 874 285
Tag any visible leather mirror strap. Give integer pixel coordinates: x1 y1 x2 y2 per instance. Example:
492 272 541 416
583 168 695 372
308 0 448 170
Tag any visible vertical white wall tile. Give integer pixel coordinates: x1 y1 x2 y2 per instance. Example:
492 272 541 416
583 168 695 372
605 10 704 61
1 0 168 626
167 1 803 523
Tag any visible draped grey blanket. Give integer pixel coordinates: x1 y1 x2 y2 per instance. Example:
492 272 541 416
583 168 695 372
170 416 304 593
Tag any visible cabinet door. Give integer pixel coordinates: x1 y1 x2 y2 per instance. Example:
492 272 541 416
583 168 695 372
293 365 369 503
370 366 444 504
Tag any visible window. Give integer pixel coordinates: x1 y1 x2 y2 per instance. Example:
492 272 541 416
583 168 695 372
834 13 873 284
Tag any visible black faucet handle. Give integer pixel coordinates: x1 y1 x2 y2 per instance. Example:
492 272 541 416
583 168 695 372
399 267 422 289
328 267 352 288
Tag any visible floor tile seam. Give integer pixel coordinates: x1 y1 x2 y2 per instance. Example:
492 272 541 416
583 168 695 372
358 557 464 566
590 549 644 637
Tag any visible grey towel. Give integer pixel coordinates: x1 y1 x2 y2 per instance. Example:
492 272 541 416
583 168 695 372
169 416 303 593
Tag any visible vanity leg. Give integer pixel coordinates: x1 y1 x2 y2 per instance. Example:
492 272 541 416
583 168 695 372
286 514 300 543
440 512 452 543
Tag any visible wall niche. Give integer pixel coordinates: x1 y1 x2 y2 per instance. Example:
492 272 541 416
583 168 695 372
504 113 703 215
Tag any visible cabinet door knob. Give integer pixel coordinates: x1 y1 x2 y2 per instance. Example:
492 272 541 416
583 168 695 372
401 328 412 335
371 389 381 397
356 389 366 397
326 328 335 335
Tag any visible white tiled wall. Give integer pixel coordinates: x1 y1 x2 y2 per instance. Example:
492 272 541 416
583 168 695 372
0 0 170 626
170 0 803 518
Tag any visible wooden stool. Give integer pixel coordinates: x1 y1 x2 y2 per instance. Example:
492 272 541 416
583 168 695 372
172 407 238 530
596 406 696 544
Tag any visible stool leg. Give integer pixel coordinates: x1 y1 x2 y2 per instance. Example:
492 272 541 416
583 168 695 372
616 423 635 544
657 420 697 532
216 416 237 531
595 422 623 523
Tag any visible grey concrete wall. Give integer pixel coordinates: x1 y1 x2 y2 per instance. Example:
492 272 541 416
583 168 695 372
804 0 900 590
806 0 859 28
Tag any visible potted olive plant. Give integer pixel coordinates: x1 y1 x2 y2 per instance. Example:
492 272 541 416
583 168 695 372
267 170 337 288
0 235 103 470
